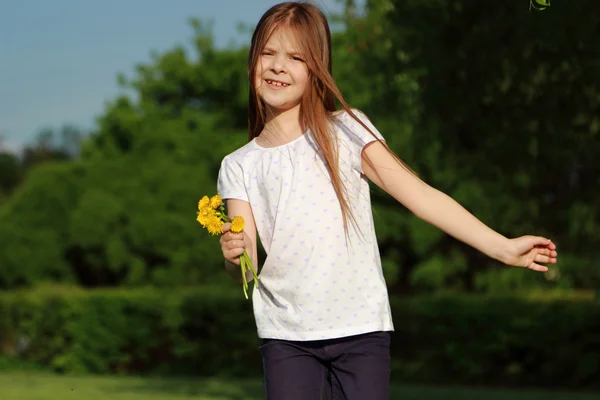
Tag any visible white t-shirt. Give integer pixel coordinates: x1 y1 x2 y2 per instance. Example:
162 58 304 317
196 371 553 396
217 110 394 341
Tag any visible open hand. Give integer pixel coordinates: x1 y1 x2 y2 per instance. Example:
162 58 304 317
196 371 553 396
505 235 558 272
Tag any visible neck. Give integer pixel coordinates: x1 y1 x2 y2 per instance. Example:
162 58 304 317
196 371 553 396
262 104 304 141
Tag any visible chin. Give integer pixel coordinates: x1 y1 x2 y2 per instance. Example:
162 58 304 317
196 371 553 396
260 97 299 112
267 103 300 114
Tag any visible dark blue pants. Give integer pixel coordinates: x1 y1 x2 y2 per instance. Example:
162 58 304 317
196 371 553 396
259 331 391 400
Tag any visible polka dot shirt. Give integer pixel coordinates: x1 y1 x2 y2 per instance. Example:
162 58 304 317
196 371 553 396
217 110 394 341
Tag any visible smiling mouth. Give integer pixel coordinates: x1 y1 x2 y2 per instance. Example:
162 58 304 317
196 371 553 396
265 79 290 87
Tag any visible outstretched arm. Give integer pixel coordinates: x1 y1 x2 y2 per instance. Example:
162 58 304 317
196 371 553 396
361 141 557 271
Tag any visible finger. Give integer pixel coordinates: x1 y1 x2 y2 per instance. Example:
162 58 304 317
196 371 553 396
535 247 558 258
222 231 243 242
222 223 232 233
226 247 245 261
528 263 549 272
529 236 552 247
537 248 551 257
228 233 244 243
227 256 240 266
536 241 557 251
537 248 558 261
220 233 233 246
227 239 245 250
539 248 558 258
534 254 556 264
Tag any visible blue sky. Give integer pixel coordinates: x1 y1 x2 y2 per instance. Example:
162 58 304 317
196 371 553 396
0 0 352 152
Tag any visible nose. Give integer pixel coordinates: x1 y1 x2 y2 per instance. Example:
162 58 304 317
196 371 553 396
270 55 287 73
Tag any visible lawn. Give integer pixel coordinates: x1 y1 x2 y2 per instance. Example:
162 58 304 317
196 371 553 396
0 372 598 400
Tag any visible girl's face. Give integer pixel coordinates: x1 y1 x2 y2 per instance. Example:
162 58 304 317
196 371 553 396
255 28 309 113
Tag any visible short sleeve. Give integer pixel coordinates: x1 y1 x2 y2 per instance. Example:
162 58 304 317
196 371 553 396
217 155 249 202
335 109 386 173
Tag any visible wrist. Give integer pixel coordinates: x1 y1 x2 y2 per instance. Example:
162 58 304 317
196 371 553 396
492 236 514 265
224 259 241 280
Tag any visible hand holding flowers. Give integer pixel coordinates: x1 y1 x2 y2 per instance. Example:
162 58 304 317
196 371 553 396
197 195 259 299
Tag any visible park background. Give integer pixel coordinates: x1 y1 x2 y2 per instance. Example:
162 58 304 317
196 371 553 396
1 0 599 398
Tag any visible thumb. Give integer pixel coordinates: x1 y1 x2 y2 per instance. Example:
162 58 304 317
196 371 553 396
222 222 232 234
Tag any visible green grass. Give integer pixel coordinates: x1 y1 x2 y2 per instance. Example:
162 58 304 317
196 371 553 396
0 372 598 400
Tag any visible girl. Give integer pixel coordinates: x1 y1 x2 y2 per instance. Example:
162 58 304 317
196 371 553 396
217 1 558 399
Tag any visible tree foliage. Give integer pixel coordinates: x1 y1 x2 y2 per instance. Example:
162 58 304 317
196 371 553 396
371 0 600 292
0 1 598 294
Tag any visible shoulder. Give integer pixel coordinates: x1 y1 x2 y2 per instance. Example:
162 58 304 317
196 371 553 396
218 142 257 191
330 108 384 144
331 108 371 126
220 140 258 169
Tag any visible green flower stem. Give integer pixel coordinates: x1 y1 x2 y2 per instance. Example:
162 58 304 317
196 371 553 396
240 255 249 299
217 206 260 299
243 251 259 288
240 251 260 300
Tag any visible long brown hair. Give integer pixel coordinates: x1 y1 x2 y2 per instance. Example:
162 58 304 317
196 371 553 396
247 1 418 233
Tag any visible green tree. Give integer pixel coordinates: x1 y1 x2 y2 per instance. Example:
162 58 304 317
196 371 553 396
0 3 598 294
0 152 21 195
360 0 600 292
0 22 249 289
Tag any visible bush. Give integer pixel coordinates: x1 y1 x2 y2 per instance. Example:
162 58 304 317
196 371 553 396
389 292 600 389
0 285 258 377
1 286 599 389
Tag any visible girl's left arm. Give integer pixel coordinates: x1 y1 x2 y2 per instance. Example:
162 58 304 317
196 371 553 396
361 141 557 272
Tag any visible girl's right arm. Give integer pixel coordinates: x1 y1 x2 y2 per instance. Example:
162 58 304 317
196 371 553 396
219 199 259 284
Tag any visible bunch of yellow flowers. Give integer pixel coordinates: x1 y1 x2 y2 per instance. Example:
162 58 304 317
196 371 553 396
196 194 259 299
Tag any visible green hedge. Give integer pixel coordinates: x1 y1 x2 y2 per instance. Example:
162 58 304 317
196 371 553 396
0 286 258 377
0 286 599 390
389 293 600 389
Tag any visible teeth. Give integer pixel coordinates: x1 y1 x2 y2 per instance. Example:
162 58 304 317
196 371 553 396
267 80 289 87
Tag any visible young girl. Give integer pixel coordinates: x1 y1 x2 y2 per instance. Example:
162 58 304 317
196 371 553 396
217 2 558 399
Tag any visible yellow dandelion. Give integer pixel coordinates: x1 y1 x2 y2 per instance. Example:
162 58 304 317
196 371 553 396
198 196 210 210
196 206 213 227
209 194 223 209
206 215 224 235
231 216 245 233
